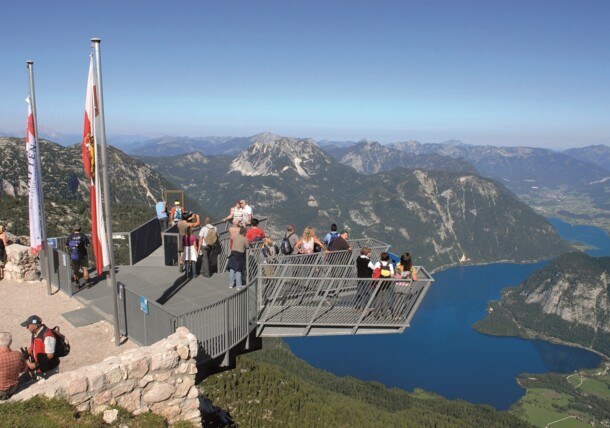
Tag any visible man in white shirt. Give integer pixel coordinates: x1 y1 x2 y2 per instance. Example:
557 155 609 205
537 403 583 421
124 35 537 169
239 200 252 226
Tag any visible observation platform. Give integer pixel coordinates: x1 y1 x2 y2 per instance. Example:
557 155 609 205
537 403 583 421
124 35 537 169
43 218 434 375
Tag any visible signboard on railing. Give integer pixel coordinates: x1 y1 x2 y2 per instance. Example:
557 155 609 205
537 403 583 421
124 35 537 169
139 296 149 314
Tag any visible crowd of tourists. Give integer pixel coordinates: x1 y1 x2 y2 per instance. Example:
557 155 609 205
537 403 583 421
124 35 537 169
156 199 419 315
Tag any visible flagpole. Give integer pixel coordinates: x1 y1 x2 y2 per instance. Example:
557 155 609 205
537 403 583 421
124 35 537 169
26 60 53 296
91 39 120 346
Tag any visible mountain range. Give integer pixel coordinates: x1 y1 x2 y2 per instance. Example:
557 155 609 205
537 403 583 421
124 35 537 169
142 135 571 271
0 133 590 271
120 134 610 224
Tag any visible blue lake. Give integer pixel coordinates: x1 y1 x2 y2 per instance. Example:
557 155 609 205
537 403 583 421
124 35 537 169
285 218 610 409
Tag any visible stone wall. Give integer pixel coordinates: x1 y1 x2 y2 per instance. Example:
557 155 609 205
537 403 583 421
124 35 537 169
11 327 202 427
3 244 40 282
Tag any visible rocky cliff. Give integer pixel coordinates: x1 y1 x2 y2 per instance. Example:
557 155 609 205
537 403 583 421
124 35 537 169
475 252 610 357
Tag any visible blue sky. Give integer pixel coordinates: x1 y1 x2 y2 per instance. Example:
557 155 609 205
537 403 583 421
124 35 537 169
1 0 609 149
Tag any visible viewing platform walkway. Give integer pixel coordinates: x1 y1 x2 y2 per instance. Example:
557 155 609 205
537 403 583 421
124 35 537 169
42 217 434 375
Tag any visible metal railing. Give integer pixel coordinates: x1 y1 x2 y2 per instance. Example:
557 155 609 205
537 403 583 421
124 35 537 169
176 279 258 365
118 282 178 346
255 262 434 335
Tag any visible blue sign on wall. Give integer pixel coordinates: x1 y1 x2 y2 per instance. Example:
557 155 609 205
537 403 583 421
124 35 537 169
139 296 149 314
47 238 57 249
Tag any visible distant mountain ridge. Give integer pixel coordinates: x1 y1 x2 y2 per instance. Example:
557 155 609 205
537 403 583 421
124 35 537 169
325 140 477 174
387 141 610 190
563 144 610 172
125 132 285 157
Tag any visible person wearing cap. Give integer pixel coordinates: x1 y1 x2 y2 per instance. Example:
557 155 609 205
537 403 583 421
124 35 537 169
21 315 59 379
169 200 183 224
66 224 91 286
0 332 26 400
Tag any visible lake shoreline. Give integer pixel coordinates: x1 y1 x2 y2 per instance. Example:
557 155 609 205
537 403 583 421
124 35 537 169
473 300 610 362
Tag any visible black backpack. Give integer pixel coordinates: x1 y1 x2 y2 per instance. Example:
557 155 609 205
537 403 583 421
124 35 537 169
280 233 294 255
51 326 70 357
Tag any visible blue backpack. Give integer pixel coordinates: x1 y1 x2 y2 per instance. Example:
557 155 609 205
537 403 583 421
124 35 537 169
325 231 339 247
67 235 83 261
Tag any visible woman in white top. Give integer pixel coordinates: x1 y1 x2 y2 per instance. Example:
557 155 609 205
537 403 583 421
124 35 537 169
294 226 325 254
223 201 241 224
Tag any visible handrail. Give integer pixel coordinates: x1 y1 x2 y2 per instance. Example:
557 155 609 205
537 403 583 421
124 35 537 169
255 262 433 335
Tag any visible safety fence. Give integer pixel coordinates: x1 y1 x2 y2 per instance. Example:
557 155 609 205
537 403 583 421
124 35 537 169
255 262 434 336
117 278 258 366
118 283 178 347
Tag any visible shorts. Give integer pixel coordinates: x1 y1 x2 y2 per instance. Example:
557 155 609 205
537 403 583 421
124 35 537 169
70 256 88 273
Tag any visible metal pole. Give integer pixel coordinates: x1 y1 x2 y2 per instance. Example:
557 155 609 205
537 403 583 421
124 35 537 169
26 61 53 295
91 38 121 346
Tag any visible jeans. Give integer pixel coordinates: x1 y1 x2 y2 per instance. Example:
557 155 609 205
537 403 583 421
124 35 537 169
229 269 242 288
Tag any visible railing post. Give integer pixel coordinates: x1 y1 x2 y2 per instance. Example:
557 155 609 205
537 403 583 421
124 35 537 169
128 232 134 265
257 262 263 312
222 298 230 366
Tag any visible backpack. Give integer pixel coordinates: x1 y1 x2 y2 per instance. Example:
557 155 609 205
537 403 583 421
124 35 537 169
174 206 182 221
379 262 392 278
280 233 294 255
67 235 82 261
204 227 218 246
326 231 339 247
51 326 70 357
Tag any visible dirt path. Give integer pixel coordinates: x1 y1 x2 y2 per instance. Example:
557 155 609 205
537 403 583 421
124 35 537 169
0 277 137 373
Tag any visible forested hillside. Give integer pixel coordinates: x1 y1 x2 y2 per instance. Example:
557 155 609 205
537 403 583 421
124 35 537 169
200 339 531 427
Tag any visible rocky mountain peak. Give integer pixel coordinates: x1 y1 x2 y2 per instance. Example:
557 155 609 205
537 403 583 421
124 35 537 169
229 137 332 178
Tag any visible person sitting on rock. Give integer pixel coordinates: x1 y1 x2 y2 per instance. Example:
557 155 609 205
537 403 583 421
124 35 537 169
20 315 60 381
0 332 26 400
